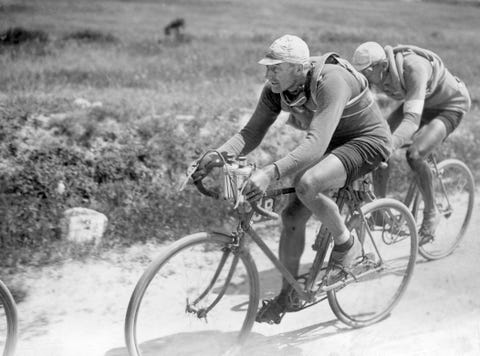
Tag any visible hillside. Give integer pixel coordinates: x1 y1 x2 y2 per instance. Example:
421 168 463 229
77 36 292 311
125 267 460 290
0 0 479 265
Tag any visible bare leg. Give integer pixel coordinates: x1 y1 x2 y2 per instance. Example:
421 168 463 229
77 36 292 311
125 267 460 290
295 154 365 285
278 155 348 291
372 164 390 198
373 103 401 199
295 154 348 243
279 196 312 291
256 195 312 323
257 156 350 321
406 118 447 213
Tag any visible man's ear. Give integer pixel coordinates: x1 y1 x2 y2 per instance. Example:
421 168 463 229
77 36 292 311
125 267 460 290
294 63 304 74
380 59 389 71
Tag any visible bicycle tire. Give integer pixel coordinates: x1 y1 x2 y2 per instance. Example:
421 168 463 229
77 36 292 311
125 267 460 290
328 198 418 327
416 159 475 260
125 232 260 356
0 280 18 356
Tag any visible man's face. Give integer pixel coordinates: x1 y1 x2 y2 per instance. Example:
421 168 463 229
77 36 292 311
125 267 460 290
360 61 386 86
264 63 297 93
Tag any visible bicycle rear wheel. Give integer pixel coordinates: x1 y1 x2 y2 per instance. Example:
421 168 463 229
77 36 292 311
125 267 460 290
416 159 475 260
125 232 259 356
0 280 18 356
328 198 417 327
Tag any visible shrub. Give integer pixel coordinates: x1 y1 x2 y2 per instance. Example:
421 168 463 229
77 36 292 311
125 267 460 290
0 27 48 46
61 29 118 44
0 103 242 265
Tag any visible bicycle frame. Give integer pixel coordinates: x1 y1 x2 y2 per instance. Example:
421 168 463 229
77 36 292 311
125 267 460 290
120 156 419 355
182 154 392 315
214 184 371 307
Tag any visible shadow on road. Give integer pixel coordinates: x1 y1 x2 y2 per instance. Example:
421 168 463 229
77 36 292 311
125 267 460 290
241 318 354 355
104 318 354 356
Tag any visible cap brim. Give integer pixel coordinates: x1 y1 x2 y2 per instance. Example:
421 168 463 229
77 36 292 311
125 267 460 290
258 57 284 65
353 62 370 71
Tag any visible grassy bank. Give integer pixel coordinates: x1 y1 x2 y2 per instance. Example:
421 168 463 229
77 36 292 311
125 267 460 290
1 0 479 266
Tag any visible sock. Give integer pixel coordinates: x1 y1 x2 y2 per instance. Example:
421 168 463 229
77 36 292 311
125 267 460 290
333 235 354 252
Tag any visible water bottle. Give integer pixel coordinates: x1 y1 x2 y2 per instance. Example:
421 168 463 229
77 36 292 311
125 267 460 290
236 165 252 192
233 157 252 207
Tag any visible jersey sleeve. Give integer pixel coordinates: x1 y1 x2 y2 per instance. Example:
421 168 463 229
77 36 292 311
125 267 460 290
274 71 352 177
403 54 431 118
392 55 432 149
217 84 281 156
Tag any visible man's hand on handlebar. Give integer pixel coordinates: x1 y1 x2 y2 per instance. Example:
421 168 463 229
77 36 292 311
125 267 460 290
243 165 276 202
191 151 234 182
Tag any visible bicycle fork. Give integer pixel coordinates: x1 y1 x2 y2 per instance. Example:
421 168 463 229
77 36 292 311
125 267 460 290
185 236 243 322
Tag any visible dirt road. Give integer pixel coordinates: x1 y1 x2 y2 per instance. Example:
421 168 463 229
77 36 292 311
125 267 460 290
8 199 480 356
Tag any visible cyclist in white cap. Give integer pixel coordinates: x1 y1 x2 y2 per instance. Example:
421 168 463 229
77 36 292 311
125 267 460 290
193 35 392 323
352 41 471 244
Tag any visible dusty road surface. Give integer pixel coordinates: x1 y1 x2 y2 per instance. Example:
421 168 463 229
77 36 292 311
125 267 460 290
7 196 480 356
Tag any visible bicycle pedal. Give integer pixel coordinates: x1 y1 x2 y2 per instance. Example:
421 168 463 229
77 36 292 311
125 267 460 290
419 234 435 246
350 262 371 276
255 311 285 325
320 268 349 291
255 299 287 324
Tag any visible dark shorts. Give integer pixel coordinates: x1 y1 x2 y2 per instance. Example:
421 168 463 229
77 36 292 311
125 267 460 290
328 137 390 187
420 108 463 136
388 104 464 137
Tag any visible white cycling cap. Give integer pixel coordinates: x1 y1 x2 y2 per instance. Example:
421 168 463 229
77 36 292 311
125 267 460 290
258 34 310 66
352 41 386 71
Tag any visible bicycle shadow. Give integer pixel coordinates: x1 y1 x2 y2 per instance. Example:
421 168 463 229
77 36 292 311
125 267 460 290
104 318 351 356
105 330 249 356
214 262 314 299
106 263 353 356
243 319 353 355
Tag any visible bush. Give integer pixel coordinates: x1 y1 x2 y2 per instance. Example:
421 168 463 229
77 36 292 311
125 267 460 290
1 91 478 268
1 23 478 268
61 29 118 44
0 103 243 265
0 27 48 46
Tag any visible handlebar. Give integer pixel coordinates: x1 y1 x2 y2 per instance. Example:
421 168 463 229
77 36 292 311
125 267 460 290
251 201 280 220
194 178 280 220
186 151 281 220
193 180 220 199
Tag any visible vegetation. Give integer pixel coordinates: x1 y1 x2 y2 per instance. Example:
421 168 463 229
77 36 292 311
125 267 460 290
0 0 479 266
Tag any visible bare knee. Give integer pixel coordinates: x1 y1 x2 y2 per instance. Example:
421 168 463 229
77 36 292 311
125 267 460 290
296 173 329 207
296 176 313 204
406 145 424 167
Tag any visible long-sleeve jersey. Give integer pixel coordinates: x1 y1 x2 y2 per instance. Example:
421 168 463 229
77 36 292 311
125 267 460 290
378 45 471 148
218 57 391 178
381 50 470 115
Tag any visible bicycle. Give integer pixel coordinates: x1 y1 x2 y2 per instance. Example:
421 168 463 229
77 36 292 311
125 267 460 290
393 144 475 260
124 151 418 356
0 279 18 356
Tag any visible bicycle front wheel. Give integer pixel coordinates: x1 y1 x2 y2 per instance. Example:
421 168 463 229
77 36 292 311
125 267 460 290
328 198 418 327
417 159 475 260
125 232 260 356
0 280 18 356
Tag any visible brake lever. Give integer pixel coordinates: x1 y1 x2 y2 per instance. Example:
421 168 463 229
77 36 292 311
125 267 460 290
177 160 200 192
177 151 233 193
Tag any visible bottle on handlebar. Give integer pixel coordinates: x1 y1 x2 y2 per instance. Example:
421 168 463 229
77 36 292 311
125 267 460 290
235 156 252 190
221 156 253 205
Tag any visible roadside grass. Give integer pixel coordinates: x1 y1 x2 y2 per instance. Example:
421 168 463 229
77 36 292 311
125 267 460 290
0 0 479 267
